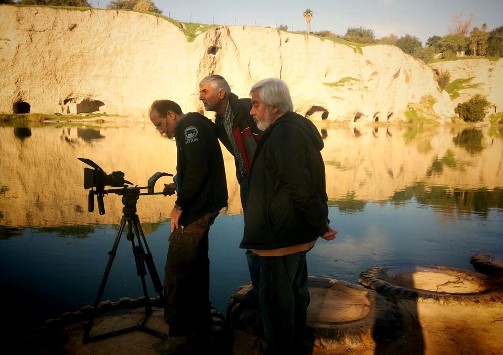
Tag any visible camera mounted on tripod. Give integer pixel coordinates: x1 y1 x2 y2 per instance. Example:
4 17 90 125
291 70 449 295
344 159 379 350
78 157 173 215
78 158 171 342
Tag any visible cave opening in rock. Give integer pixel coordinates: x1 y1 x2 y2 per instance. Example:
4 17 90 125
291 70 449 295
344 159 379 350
77 99 105 114
61 99 105 114
13 101 31 114
305 105 329 120
387 112 394 121
354 112 363 122
208 46 218 55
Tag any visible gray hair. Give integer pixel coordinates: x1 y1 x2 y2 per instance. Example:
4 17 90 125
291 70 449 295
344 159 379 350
249 78 294 114
199 74 231 96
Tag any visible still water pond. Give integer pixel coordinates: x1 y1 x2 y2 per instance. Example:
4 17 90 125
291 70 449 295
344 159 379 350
0 120 502 328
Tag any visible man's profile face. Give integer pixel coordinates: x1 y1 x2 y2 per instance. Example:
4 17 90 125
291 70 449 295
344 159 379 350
250 90 274 131
150 109 176 139
199 82 224 112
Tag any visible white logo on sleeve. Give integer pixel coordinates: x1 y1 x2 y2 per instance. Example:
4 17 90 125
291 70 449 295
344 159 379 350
184 126 199 144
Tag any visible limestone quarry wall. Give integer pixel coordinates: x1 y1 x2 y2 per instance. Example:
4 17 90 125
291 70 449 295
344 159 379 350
0 5 498 122
430 59 503 114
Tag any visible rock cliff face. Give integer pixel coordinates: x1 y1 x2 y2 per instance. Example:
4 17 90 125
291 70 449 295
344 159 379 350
0 6 498 121
430 59 503 114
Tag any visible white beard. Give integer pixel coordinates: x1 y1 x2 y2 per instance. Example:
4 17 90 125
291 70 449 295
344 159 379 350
256 110 273 131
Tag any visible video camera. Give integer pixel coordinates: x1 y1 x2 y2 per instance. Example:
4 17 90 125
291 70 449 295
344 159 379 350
78 158 173 215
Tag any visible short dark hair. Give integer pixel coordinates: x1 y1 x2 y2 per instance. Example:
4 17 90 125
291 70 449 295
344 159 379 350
150 100 182 117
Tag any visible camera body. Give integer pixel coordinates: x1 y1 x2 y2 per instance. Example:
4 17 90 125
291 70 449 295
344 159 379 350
78 157 172 215
83 167 127 191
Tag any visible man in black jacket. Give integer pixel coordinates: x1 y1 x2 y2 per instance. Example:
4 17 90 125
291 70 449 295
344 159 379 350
150 99 228 353
199 74 262 300
240 78 337 355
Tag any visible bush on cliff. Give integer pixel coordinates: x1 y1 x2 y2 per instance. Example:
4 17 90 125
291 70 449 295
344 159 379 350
436 70 451 90
17 0 90 6
107 0 162 14
454 95 490 123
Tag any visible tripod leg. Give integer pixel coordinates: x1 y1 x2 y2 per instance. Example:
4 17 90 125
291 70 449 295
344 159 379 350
130 220 153 314
83 216 127 342
132 215 165 301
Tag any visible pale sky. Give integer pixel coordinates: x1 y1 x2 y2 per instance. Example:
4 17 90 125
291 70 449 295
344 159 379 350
88 0 503 44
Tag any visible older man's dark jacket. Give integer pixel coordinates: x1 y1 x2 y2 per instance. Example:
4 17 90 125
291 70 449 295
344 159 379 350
240 112 329 250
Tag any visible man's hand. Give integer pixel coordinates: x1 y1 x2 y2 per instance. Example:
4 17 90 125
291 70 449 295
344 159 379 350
322 223 337 241
170 207 183 232
163 183 176 196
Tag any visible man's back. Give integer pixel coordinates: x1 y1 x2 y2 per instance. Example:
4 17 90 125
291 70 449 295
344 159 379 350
175 112 228 226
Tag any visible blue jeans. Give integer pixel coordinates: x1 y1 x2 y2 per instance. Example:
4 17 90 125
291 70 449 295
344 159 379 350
240 176 260 295
259 252 310 355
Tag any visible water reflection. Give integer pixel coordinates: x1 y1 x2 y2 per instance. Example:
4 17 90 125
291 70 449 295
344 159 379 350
453 129 484 154
13 126 32 139
61 127 105 144
0 122 502 230
0 120 502 343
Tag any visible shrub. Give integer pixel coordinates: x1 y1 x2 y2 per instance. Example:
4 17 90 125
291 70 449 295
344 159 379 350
18 0 90 5
436 70 451 90
413 47 435 63
395 34 422 55
133 0 162 14
313 30 332 38
344 26 375 44
488 112 503 124
454 95 490 122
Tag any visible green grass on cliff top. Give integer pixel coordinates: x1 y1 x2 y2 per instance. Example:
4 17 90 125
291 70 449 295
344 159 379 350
6 4 217 42
6 4 369 46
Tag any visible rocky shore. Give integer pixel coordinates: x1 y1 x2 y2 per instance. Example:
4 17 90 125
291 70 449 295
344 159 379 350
18 260 503 355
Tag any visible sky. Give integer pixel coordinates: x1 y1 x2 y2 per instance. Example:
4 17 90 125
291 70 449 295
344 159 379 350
88 0 503 44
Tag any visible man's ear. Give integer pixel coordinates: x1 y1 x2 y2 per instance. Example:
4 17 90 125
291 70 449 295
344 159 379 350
218 89 226 99
270 105 280 115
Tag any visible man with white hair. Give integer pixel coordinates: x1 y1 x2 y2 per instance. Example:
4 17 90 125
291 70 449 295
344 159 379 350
240 78 337 355
199 74 262 303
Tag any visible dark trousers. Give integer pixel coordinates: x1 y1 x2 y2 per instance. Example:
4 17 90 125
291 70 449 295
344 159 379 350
240 176 261 295
259 252 310 355
163 212 217 336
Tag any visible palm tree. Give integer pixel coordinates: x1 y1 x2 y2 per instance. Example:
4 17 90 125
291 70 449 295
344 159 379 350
303 8 313 34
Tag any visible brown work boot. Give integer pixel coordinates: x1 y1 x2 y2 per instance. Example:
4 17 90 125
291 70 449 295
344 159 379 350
157 335 188 355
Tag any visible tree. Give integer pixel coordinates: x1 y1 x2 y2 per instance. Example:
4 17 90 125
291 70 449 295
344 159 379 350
413 47 435 63
487 25 503 57
133 0 162 13
426 35 442 50
469 25 489 56
277 24 288 31
454 95 490 122
107 0 136 9
395 34 422 55
303 8 313 34
448 12 474 37
19 0 90 5
379 34 398 45
437 34 468 58
344 26 375 43
0 0 15 4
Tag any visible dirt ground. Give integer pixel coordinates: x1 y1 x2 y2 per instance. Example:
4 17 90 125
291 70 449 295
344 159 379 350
19 273 503 355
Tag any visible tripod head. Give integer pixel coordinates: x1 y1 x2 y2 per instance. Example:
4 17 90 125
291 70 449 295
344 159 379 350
79 158 173 215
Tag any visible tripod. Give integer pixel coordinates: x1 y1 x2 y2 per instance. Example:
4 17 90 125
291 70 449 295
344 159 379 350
83 188 167 343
